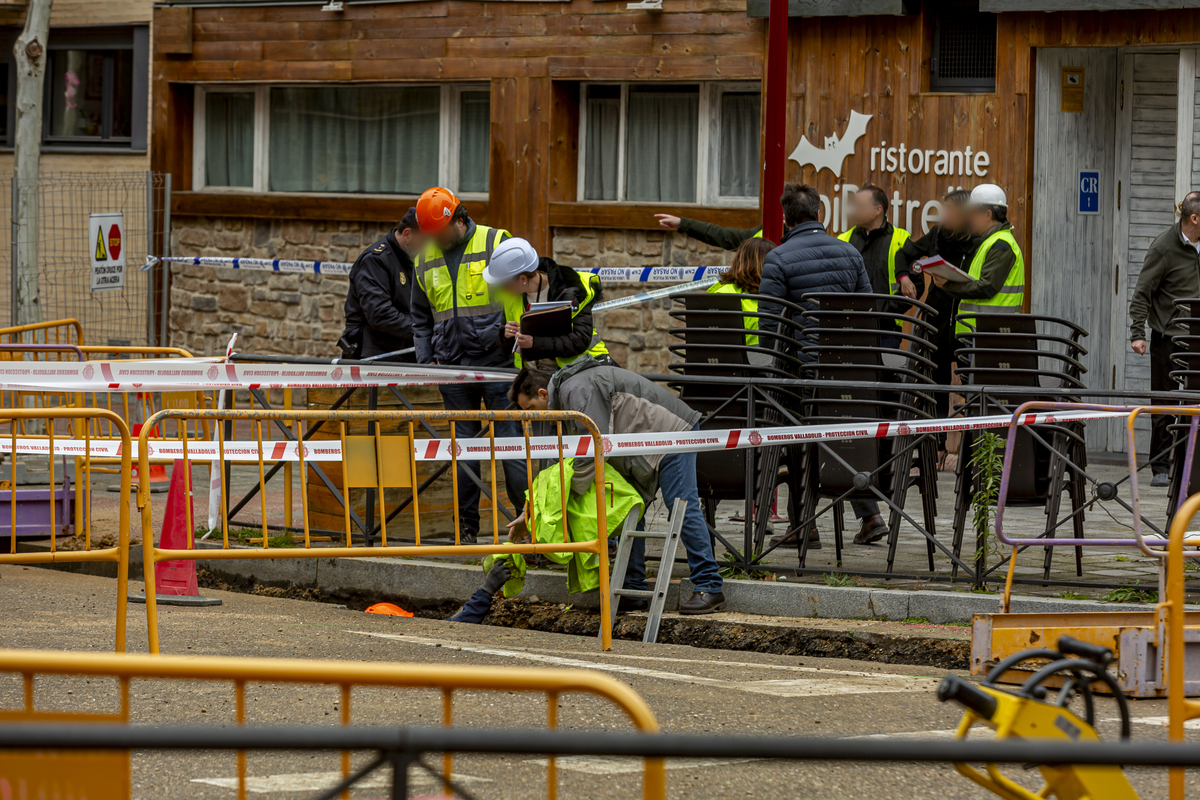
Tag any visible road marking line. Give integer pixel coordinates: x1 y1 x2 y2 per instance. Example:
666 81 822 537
347 631 940 697
525 756 755 775
191 770 491 793
481 642 946 679
845 729 959 740
1106 716 1200 730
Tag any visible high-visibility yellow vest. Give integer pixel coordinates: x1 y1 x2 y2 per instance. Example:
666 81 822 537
955 227 1025 336
415 224 507 318
502 272 610 369
838 225 912 293
752 229 763 239
706 281 759 347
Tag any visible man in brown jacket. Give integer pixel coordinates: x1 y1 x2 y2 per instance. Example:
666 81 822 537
1129 191 1200 485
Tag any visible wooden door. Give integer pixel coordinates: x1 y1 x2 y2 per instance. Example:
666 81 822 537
1112 51 1182 453
1032 48 1118 451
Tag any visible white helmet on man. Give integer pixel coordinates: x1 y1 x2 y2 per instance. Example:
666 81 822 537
968 183 1007 209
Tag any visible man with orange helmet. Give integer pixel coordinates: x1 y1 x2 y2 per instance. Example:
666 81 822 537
410 187 527 544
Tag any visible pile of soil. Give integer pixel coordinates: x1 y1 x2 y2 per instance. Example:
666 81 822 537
58 531 141 551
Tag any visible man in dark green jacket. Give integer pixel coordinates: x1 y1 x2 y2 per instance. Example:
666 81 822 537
654 213 762 251
1129 190 1200 485
928 184 1025 338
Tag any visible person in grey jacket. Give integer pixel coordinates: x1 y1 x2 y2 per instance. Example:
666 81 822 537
756 183 887 549
508 358 726 615
1129 190 1200 485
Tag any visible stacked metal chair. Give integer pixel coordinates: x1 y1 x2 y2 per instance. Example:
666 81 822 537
667 291 810 558
1165 297 1200 518
786 292 950 575
951 313 1089 582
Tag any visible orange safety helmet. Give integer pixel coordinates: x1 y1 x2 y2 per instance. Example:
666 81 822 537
416 187 460 233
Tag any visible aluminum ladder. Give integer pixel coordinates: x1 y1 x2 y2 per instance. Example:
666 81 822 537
607 498 685 644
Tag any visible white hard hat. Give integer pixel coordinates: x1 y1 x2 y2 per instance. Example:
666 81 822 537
483 237 540 284
968 183 1007 209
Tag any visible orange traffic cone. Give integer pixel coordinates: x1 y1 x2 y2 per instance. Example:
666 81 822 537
130 459 221 607
133 424 170 493
107 424 170 494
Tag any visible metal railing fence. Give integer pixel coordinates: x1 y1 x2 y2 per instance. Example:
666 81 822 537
0 408 130 651
136 408 613 653
3 172 169 345
0 648 664 800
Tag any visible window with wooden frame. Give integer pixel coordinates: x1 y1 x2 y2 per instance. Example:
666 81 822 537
0 25 149 151
193 84 491 197
578 82 761 206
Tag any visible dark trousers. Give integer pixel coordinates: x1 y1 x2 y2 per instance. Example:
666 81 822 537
438 382 529 536
1150 330 1181 470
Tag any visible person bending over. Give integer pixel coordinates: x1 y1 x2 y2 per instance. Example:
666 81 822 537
508 359 726 615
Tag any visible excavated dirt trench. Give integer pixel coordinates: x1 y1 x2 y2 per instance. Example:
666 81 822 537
198 569 970 671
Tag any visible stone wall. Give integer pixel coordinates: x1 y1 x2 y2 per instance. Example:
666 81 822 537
550 227 728 374
168 216 730 372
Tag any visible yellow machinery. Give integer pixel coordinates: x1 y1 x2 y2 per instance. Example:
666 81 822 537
940 635 1140 800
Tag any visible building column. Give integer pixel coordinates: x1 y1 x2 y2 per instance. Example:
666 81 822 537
1174 48 1197 206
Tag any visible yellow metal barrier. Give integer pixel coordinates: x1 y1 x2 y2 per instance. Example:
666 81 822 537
138 408 613 653
67 345 214 453
1162 491 1200 800
0 318 84 346
0 409 131 652
0 647 666 800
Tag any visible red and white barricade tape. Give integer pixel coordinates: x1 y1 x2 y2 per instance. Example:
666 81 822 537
0 359 513 393
0 407 1135 463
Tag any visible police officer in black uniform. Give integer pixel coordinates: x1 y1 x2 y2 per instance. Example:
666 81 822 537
340 208 425 362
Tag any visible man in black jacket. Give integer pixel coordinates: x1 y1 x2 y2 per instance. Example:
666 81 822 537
758 183 888 549
339 208 424 361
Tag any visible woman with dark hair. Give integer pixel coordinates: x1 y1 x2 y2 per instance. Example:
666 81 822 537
896 189 976 467
485 237 612 370
707 237 775 346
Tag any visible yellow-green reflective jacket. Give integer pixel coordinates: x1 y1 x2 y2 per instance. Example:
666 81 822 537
838 225 913 294
955 227 1026 336
500 268 610 369
706 280 759 347
414 224 508 361
497 458 644 596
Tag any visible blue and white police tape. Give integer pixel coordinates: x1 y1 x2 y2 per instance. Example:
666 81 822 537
143 255 728 283
582 266 728 283
143 255 353 275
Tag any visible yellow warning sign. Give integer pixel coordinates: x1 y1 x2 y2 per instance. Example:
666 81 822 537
95 226 108 261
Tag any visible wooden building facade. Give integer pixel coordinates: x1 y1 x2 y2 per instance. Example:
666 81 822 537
152 0 767 255
154 0 1200 447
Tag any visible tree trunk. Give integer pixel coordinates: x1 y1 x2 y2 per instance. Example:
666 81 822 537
13 0 51 330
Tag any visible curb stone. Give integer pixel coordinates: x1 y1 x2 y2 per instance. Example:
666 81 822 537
14 540 1181 624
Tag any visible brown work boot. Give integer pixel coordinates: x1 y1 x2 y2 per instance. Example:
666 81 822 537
768 526 821 550
852 514 889 545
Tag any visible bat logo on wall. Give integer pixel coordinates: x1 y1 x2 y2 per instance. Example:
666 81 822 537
788 111 873 177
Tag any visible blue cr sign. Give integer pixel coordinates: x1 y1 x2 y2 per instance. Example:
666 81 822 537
1079 170 1100 215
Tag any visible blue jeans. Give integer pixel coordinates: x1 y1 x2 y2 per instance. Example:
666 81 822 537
438 382 529 536
624 425 723 594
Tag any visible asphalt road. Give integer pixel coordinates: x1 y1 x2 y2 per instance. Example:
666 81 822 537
0 565 1193 799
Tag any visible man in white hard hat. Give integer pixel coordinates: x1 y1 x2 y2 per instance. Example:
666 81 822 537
485 237 611 370
930 183 1026 338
